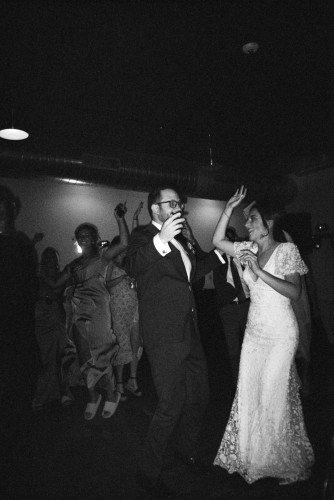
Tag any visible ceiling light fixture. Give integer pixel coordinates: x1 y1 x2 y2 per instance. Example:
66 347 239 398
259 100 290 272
202 133 224 171
0 108 29 140
242 42 259 54
56 177 88 185
0 128 29 140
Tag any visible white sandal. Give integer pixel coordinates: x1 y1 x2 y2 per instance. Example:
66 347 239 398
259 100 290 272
101 392 121 419
84 394 102 420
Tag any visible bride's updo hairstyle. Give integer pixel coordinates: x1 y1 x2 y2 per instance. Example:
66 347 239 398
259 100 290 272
251 201 285 240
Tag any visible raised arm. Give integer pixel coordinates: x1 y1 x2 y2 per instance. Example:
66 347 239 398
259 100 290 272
104 204 130 262
131 201 144 231
212 186 247 256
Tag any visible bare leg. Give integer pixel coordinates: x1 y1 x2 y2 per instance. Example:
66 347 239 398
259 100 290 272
126 321 142 395
115 364 127 401
87 386 100 403
130 356 139 379
126 358 142 396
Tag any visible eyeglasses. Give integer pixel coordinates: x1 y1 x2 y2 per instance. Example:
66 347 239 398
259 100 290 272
156 200 185 210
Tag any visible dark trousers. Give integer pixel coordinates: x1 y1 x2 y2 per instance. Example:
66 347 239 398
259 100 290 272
140 338 210 481
218 301 249 385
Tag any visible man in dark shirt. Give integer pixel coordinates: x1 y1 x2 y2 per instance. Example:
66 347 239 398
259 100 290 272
213 227 250 388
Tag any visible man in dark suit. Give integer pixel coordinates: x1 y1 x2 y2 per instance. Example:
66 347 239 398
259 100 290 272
126 186 224 496
213 227 250 388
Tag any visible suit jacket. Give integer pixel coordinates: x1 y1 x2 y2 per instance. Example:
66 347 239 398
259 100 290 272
126 223 221 346
213 255 239 308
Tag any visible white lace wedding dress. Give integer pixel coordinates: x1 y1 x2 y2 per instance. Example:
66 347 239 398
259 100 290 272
214 242 314 484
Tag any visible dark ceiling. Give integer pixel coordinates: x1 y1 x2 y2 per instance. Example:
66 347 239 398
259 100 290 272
1 0 334 182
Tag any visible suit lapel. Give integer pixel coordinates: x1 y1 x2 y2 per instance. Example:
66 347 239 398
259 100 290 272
169 240 190 281
189 249 196 281
146 222 159 237
147 222 192 281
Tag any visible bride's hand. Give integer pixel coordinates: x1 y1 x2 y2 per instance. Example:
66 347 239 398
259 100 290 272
240 249 261 275
225 186 247 213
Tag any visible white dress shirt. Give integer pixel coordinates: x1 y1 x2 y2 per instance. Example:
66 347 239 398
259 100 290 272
151 220 225 283
226 254 249 299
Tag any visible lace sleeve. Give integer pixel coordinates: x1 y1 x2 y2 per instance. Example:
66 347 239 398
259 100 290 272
276 243 308 276
234 241 258 265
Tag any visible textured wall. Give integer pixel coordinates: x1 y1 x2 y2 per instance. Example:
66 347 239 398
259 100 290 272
0 176 246 268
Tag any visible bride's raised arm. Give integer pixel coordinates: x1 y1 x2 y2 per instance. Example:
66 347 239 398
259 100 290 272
212 186 247 256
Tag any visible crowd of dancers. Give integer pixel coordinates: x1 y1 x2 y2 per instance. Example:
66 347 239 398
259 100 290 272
0 182 317 498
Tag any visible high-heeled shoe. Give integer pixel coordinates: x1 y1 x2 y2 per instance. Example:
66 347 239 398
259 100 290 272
125 377 142 397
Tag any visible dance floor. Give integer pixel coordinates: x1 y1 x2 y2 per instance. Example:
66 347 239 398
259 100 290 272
4 313 334 500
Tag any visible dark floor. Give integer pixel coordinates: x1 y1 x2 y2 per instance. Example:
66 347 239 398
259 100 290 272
3 311 334 500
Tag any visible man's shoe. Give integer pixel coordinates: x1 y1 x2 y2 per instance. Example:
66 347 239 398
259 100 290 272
136 471 174 498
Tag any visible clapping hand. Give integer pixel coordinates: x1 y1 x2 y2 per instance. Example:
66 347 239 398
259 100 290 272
159 212 185 244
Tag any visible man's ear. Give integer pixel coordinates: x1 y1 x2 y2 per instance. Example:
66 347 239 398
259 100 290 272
151 204 159 216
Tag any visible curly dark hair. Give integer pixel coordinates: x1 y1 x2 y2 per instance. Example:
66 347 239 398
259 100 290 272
41 247 60 270
74 222 100 243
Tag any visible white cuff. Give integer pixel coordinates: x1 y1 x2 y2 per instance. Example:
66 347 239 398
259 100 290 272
214 249 225 264
153 233 171 256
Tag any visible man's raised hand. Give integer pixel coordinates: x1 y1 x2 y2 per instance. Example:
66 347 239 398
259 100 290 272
159 212 185 244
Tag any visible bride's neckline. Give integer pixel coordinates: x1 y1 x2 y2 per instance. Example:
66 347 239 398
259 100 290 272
258 242 281 268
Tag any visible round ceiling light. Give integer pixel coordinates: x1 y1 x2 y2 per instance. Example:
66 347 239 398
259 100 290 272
242 42 259 54
0 127 29 140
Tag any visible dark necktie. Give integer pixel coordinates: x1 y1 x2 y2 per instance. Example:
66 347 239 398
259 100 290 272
175 233 193 253
230 257 246 302
175 233 187 247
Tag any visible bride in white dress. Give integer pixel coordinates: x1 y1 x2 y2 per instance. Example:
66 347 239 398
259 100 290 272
212 187 314 485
